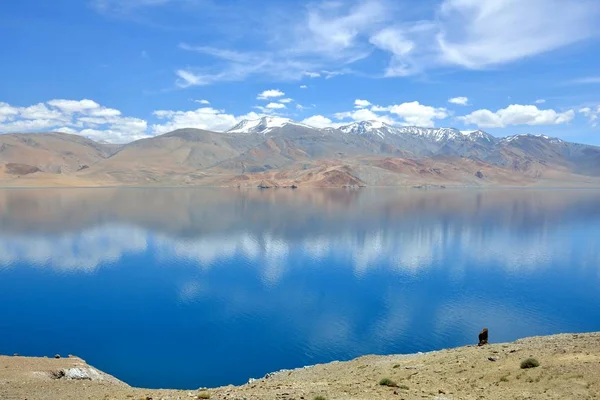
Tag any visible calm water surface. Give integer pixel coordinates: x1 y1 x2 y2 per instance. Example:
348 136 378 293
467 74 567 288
0 188 599 389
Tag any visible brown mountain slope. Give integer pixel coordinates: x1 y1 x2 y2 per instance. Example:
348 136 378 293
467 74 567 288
0 132 120 175
0 129 599 187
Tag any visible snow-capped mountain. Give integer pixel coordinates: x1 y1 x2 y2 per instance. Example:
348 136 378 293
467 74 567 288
338 121 496 144
228 116 311 134
500 134 565 145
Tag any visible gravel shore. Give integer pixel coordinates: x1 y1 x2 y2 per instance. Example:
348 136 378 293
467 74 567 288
1 332 598 400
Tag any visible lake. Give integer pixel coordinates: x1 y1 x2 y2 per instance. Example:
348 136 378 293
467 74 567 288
0 188 599 389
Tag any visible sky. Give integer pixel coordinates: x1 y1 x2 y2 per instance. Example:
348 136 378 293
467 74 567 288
0 0 599 144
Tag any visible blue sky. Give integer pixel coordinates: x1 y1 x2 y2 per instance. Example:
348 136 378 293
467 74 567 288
1 0 599 144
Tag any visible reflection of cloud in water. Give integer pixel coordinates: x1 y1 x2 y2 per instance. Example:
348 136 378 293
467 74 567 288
0 222 598 279
0 225 147 272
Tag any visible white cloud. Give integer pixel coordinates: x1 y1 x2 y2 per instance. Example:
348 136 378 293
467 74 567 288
195 99 211 105
55 126 78 134
369 26 416 77
459 104 576 128
333 100 448 127
334 108 396 125
535 99 546 104
579 106 600 127
0 99 149 142
354 99 372 108
257 89 285 100
437 0 600 69
387 101 448 127
300 85 308 89
152 107 241 134
279 98 294 104
302 115 335 128
0 102 19 122
171 0 599 85
46 99 101 113
175 69 207 88
303 71 321 78
448 96 469 106
266 102 286 109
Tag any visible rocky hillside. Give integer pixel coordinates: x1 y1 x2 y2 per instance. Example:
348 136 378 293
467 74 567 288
1 118 599 187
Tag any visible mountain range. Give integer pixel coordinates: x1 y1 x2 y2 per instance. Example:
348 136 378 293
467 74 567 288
1 116 599 187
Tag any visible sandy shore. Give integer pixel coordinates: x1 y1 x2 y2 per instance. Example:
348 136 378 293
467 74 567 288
1 332 599 400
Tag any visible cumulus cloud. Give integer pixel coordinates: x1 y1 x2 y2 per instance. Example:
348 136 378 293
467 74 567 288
0 99 148 142
354 99 372 108
0 98 269 142
535 99 546 104
388 102 448 127
47 99 102 113
302 115 336 128
448 96 469 106
334 108 396 125
279 98 294 104
362 101 448 127
459 104 575 128
300 85 308 89
332 100 449 127
257 89 285 100
195 99 210 105
152 107 259 134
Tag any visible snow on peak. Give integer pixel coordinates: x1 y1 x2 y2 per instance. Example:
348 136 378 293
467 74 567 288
501 134 564 144
339 120 391 137
227 116 307 134
338 123 495 143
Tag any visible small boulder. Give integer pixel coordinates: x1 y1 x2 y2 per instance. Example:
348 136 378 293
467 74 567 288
54 354 61 359
475 171 484 179
478 328 489 346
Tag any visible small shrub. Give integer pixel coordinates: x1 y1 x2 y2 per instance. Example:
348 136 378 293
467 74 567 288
499 374 509 382
313 396 327 400
393 364 401 369
379 377 398 387
398 384 409 390
520 358 540 369
197 391 211 399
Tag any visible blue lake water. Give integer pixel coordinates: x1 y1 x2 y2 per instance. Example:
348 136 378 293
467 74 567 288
0 188 599 389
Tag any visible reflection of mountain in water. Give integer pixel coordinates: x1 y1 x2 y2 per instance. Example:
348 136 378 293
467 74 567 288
0 188 599 276
1 188 600 389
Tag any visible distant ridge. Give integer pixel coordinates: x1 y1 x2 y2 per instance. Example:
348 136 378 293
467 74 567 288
1 120 599 187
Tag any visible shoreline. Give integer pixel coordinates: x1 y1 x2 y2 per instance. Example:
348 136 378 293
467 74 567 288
2 331 599 399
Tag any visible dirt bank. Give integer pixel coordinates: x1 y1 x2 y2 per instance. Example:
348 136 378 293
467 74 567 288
1 332 598 399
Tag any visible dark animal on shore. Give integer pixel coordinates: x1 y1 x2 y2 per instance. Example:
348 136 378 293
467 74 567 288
478 328 489 346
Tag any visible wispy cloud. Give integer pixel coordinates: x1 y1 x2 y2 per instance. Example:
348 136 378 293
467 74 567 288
569 76 600 84
169 0 600 87
579 106 600 127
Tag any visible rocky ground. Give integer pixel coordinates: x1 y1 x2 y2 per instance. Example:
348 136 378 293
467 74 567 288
1 332 599 400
